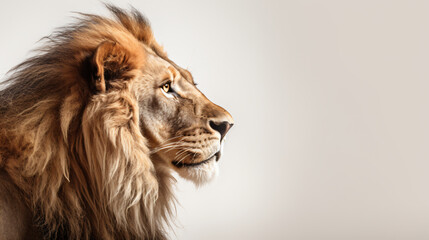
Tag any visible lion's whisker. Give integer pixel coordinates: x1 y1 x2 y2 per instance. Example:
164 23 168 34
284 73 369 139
175 148 188 156
150 142 188 154
192 151 197 161
176 152 191 164
174 150 189 160
157 135 185 145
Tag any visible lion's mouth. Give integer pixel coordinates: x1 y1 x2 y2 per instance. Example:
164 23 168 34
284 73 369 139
172 151 221 168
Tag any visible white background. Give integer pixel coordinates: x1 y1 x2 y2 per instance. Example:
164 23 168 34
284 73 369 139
1 1 429 239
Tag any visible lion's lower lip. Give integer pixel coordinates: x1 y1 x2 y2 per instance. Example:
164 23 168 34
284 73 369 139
172 153 218 168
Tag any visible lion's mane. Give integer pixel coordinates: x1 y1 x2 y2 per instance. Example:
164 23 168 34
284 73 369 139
0 6 175 239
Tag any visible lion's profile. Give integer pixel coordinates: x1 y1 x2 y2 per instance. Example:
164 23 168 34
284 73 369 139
0 5 233 240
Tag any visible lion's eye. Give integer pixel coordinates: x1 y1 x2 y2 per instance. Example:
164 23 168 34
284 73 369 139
162 82 171 93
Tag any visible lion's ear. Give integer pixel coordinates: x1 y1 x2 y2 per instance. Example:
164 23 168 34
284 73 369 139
91 41 131 93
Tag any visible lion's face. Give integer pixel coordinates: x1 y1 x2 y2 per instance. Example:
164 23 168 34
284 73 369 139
134 46 234 185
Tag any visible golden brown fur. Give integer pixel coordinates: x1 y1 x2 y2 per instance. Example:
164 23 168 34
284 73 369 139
0 5 233 240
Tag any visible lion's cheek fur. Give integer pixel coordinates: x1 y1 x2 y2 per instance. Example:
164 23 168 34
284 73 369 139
79 92 161 236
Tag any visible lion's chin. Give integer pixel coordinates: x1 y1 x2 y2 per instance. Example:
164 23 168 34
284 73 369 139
173 156 219 187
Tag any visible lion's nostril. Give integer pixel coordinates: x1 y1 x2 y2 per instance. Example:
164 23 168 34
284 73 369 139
209 120 233 141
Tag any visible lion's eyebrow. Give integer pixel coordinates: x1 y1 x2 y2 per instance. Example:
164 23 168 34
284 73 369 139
160 56 195 84
159 71 171 82
167 66 180 80
179 68 194 84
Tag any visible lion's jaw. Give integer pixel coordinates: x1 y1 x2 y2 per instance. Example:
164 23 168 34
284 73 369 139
175 156 220 186
156 151 220 186
154 138 227 186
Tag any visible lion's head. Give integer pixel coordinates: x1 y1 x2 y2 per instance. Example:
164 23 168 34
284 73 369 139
0 5 233 239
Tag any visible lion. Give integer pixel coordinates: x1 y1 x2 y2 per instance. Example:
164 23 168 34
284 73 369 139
0 5 233 240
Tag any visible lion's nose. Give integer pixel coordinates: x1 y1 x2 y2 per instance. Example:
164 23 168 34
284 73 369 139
209 120 233 141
